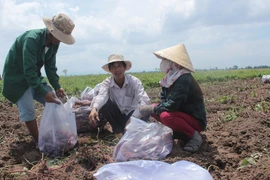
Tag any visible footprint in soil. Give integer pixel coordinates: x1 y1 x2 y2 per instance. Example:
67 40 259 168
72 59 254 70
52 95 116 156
9 140 42 168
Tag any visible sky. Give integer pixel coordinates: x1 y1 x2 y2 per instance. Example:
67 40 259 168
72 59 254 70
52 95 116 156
1 0 270 76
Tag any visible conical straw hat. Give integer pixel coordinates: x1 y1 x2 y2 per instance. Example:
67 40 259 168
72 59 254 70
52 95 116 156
153 44 195 72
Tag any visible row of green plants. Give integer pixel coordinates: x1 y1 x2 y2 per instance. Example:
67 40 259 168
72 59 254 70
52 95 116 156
59 68 270 97
0 68 270 100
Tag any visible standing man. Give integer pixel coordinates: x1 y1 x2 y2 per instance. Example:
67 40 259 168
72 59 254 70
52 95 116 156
1 13 75 143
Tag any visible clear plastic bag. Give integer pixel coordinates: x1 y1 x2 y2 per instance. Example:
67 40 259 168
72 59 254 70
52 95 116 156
113 117 173 161
93 83 102 96
79 84 102 103
94 160 213 180
261 75 270 83
38 99 78 157
69 96 80 108
80 86 94 101
72 106 106 133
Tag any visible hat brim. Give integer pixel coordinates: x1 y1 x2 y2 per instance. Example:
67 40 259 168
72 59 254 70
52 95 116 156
102 60 132 73
153 44 195 72
43 17 75 45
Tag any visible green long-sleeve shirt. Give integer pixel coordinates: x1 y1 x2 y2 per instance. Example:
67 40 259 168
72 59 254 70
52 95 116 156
154 73 207 130
2 28 61 103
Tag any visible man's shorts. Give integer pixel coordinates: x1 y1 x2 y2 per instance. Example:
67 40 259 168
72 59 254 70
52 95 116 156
16 84 52 122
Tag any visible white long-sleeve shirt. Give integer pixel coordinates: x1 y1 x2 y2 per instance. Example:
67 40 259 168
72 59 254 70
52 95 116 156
90 74 151 118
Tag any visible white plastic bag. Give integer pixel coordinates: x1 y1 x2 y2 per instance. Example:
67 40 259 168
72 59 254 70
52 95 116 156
69 96 80 108
113 117 173 161
94 160 213 180
93 83 102 96
80 86 94 101
38 99 78 157
262 75 270 83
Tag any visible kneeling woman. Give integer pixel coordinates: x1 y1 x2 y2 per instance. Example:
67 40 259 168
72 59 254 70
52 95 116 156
140 44 207 152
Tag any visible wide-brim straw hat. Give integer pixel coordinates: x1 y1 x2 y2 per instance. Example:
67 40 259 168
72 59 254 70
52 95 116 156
102 54 132 73
153 44 195 72
43 13 75 45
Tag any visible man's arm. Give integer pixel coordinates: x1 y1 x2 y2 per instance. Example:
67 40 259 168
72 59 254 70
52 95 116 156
23 38 48 96
44 45 61 91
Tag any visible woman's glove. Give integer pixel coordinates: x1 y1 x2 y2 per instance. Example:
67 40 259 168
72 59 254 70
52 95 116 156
139 105 155 116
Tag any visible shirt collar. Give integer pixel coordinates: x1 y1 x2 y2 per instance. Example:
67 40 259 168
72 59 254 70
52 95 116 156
110 74 129 88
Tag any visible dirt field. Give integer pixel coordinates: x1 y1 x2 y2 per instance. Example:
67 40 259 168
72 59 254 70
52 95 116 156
0 78 270 180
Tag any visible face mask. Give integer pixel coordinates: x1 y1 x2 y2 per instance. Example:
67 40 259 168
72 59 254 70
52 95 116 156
160 59 171 73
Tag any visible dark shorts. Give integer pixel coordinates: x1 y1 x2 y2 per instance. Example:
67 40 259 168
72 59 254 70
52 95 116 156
99 99 134 133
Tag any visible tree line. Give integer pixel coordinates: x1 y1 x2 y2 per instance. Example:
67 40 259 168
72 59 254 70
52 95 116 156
206 65 270 71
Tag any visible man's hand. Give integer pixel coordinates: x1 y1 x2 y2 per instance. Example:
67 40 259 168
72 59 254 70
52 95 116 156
139 105 155 116
89 108 99 127
56 88 66 98
45 92 61 105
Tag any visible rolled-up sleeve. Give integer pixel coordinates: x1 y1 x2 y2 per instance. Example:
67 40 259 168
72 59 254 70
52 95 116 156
132 77 151 118
90 79 110 111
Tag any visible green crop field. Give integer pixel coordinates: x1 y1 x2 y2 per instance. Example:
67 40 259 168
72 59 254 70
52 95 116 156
1 68 270 101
